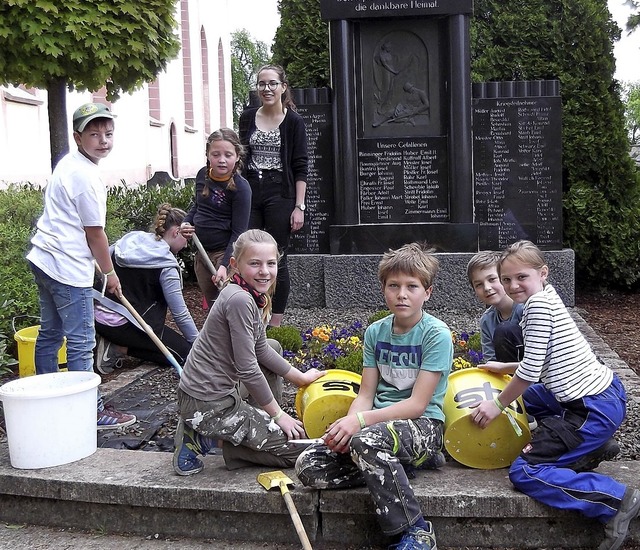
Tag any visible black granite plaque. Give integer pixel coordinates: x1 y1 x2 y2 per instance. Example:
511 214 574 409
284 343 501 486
320 0 473 20
289 104 334 254
359 19 443 139
357 137 448 223
472 97 562 250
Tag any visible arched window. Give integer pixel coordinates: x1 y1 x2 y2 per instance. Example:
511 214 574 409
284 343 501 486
218 38 227 126
170 122 178 178
180 0 194 127
201 26 211 135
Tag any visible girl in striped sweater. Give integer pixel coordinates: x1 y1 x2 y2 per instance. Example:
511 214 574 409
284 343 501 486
471 240 637 550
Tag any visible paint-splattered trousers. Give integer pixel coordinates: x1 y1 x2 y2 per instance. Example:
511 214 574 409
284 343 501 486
295 417 444 536
177 365 302 470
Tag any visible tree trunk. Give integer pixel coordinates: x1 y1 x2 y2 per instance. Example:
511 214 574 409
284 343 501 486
47 77 69 171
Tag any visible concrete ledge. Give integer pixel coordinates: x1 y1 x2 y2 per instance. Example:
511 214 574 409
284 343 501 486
289 249 575 309
0 444 637 547
0 309 635 548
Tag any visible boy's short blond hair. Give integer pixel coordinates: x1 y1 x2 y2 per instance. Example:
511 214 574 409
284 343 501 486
466 251 501 285
378 242 439 289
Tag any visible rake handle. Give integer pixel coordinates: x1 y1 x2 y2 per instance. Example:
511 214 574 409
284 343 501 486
192 233 224 290
191 233 217 276
280 482 313 550
118 293 183 377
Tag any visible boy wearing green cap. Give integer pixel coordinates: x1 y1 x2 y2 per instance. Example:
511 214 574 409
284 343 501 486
27 102 136 430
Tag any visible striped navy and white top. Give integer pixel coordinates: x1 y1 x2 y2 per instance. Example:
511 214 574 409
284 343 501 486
515 284 613 402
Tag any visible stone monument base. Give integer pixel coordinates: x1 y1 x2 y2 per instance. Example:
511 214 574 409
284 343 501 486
330 223 479 254
288 249 575 310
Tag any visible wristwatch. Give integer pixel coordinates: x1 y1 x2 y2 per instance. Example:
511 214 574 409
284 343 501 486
295 203 306 211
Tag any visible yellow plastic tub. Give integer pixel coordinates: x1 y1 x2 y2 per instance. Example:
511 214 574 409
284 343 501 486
14 325 67 378
295 369 362 438
444 368 531 469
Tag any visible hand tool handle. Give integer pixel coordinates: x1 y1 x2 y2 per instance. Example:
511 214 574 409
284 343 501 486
119 293 183 377
191 233 225 290
192 233 217 275
281 488 313 550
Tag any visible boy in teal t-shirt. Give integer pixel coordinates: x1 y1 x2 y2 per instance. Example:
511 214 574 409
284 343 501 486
296 242 452 550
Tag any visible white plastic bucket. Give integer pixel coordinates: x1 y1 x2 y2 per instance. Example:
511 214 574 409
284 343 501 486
0 371 100 469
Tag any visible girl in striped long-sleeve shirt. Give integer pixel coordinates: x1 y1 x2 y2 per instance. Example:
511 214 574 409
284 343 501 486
471 240 638 550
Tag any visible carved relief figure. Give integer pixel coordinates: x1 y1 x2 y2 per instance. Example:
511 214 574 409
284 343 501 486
373 82 430 128
372 32 430 129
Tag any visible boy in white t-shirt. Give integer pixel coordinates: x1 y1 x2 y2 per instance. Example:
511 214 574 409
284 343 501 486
27 103 136 430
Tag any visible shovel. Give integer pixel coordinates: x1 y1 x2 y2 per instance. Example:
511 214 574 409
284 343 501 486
257 470 313 550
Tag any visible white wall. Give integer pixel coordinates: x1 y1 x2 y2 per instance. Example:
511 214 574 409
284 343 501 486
0 0 232 189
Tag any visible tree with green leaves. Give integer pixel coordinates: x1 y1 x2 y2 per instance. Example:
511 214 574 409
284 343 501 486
272 0 329 88
230 29 270 128
472 0 640 288
0 0 181 169
623 81 640 143
625 0 640 32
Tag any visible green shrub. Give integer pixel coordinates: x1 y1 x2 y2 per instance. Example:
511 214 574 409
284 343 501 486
0 299 19 378
266 325 303 353
367 310 391 325
107 181 194 236
0 185 44 341
0 180 199 356
564 182 640 288
335 348 363 376
0 183 44 228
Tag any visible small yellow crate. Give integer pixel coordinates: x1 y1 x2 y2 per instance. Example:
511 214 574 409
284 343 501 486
14 325 67 377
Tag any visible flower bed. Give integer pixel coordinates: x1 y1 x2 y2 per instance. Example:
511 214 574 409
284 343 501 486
268 316 484 374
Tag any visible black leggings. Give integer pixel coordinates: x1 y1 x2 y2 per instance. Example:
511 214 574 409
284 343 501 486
95 320 192 367
247 170 295 315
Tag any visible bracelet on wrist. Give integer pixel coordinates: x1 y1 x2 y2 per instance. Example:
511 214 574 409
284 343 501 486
494 396 506 412
104 268 116 277
356 411 366 429
271 409 284 421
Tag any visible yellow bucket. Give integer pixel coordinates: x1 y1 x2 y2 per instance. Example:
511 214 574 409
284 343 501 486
295 369 362 438
444 368 531 469
14 326 67 378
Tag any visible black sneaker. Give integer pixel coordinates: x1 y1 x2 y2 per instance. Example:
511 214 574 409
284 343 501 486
599 488 640 550
94 335 124 375
568 438 620 473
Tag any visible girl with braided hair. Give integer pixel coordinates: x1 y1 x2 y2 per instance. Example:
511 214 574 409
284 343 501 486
180 128 251 309
94 203 198 373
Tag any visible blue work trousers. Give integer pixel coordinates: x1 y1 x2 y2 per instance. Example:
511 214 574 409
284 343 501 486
509 375 627 523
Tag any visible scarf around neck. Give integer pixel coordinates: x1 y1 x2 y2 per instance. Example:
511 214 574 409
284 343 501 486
230 273 267 309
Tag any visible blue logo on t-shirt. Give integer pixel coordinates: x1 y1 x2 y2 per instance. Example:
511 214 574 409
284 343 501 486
375 341 422 390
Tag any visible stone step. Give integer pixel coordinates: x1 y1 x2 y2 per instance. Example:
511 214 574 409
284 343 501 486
0 444 638 548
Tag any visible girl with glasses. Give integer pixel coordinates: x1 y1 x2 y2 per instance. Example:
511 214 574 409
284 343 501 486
238 64 309 327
